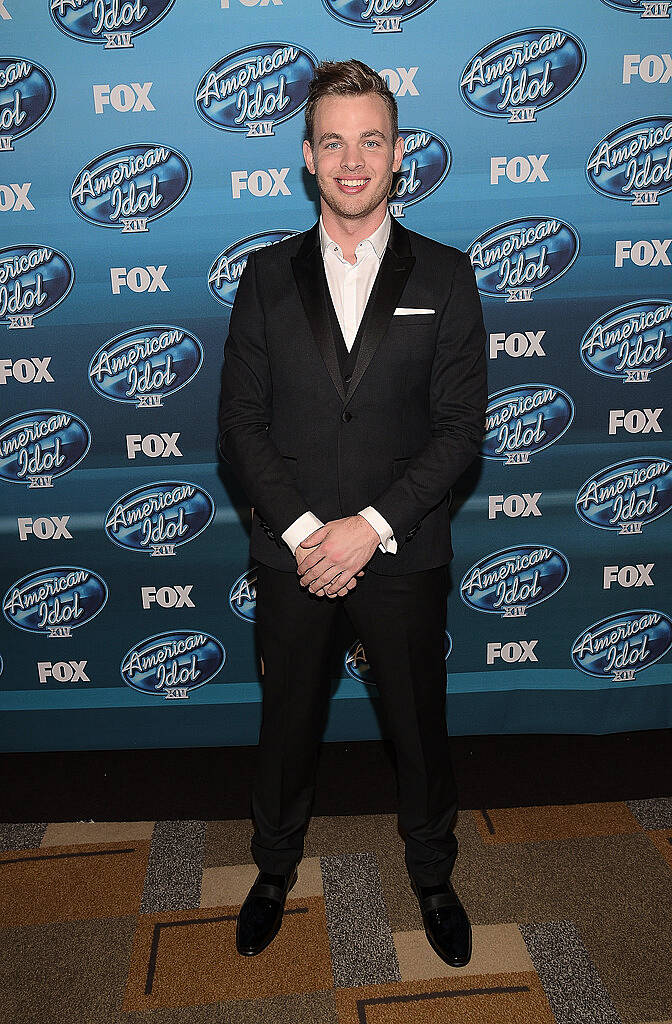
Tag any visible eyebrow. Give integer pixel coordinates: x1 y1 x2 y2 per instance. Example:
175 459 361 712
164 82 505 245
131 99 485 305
317 129 387 144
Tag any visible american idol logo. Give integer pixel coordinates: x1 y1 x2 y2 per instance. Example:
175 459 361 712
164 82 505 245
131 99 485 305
598 0 670 18
469 218 579 302
71 145 191 233
586 118 672 208
0 58 55 151
0 410 90 488
580 300 672 383
50 0 175 49
483 384 573 464
461 545 569 618
3 566 107 638
89 325 203 408
321 0 438 34
388 129 451 218
0 245 74 330
120 630 225 700
576 458 672 535
195 43 317 138
459 29 586 123
229 568 257 622
572 610 672 683
345 631 451 684
209 231 300 307
105 481 215 557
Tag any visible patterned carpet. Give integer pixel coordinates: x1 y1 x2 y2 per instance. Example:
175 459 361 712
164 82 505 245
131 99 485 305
2 800 671 1024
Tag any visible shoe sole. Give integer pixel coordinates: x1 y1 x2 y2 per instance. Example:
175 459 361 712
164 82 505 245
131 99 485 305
235 866 299 956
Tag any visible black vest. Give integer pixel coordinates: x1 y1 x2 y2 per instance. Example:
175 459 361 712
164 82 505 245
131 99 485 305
320 255 382 393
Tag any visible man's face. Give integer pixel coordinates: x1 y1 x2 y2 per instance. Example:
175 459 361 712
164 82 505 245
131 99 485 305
303 92 404 222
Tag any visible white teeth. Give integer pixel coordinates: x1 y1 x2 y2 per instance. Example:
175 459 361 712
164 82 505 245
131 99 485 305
337 179 367 186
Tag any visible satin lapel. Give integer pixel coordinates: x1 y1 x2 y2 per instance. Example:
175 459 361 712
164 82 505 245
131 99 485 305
290 225 347 404
345 219 415 406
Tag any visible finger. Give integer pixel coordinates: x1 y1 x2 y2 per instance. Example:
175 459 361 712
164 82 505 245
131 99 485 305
309 575 335 593
301 559 338 587
330 579 354 597
297 550 326 573
309 567 343 593
302 567 332 588
357 571 364 577
299 526 327 549
326 572 356 596
298 554 327 579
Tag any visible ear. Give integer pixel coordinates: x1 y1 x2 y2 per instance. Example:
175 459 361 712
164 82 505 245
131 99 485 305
392 134 404 173
303 139 316 175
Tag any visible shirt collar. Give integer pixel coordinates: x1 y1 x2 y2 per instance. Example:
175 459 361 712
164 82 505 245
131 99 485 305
319 211 391 263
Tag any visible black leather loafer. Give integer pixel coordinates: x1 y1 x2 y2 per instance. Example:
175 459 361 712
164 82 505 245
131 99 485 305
235 866 299 956
410 877 472 968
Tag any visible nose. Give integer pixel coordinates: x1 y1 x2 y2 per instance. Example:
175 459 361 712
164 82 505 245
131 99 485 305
340 144 364 171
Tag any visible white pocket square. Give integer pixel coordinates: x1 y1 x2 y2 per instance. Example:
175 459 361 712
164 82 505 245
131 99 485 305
393 307 435 315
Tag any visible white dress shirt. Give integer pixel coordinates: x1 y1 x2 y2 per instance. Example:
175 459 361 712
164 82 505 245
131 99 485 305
281 213 398 557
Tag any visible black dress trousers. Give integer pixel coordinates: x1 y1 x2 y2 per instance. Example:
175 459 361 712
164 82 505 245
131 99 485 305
250 561 459 886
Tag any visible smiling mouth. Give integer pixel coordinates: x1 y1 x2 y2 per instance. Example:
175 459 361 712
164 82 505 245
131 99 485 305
335 178 370 192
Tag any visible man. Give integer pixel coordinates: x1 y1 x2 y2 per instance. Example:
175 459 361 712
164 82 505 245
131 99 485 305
218 59 487 967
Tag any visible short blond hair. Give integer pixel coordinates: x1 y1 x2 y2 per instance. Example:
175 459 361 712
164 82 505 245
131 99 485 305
305 59 398 146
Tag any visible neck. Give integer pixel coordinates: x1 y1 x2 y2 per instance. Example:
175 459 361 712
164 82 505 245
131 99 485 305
320 203 388 264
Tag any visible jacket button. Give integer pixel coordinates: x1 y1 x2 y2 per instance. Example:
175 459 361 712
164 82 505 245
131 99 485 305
341 411 352 422
344 374 352 384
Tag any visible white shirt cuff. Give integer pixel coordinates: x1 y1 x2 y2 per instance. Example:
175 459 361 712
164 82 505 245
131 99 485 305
358 506 397 554
281 511 324 555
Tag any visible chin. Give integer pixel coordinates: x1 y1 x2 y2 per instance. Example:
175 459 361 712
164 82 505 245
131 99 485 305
323 187 389 221
332 201 375 219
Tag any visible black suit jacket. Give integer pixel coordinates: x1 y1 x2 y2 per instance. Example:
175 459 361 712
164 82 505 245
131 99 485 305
218 217 487 575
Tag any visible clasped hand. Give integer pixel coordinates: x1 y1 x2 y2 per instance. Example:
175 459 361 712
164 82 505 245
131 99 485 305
296 515 379 598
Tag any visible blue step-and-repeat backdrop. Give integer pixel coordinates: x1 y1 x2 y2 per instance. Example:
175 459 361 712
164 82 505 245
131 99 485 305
1 0 670 751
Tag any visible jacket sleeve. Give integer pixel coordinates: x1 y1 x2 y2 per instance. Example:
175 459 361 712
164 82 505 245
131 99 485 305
217 251 310 538
371 251 487 544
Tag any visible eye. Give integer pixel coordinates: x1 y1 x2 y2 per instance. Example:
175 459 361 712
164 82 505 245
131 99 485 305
325 141 340 150
364 140 379 148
